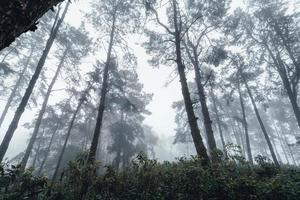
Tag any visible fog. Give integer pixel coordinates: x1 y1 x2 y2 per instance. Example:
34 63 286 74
0 0 299 175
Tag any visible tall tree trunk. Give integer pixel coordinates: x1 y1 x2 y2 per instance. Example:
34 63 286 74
115 147 121 170
195 62 217 153
273 23 300 76
171 0 209 164
0 0 65 50
31 128 45 169
270 136 282 164
87 8 117 163
274 124 290 164
278 124 298 165
37 124 59 175
209 83 226 153
0 44 35 127
233 121 246 157
51 98 83 182
237 122 247 157
37 95 73 176
242 75 280 168
237 78 253 165
183 41 217 153
265 45 300 131
277 56 300 131
20 48 68 169
0 2 69 162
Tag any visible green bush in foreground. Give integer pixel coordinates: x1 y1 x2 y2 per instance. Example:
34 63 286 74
0 153 299 200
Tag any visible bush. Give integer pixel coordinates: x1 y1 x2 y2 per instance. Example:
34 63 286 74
0 154 299 200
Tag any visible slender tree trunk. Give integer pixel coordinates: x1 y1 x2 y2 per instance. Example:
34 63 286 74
274 124 290 164
265 46 300 131
115 148 121 170
278 124 298 165
0 2 69 162
273 23 300 76
51 98 83 182
195 66 217 153
233 121 246 157
270 136 282 164
20 48 68 169
31 128 45 169
87 8 117 163
37 125 59 175
237 122 247 157
0 0 65 50
171 0 209 164
184 41 217 153
209 84 226 153
0 44 35 127
237 79 253 165
242 75 280 167
277 56 300 131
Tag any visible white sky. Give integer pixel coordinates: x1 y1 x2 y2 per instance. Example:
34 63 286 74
1 0 246 161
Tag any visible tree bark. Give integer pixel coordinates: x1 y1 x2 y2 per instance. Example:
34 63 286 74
20 48 68 169
242 75 280 168
0 0 65 50
87 7 117 163
0 2 69 162
0 44 35 127
171 0 209 164
237 78 253 165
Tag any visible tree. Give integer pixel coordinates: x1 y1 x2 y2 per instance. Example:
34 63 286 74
226 0 300 131
237 60 280 168
87 0 143 163
182 0 228 154
51 88 90 182
145 0 209 164
0 12 56 127
0 1 70 162
20 25 91 169
107 65 153 169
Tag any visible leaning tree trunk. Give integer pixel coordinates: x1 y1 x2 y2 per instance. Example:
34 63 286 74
20 48 68 169
0 0 65 50
172 0 209 164
193 55 217 153
87 8 117 163
242 75 280 168
265 45 300 131
0 44 35 127
210 83 226 154
37 126 58 175
237 78 253 165
278 124 298 166
51 98 84 182
0 2 69 162
274 124 290 164
31 128 45 169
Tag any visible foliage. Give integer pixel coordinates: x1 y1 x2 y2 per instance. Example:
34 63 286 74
1 153 300 200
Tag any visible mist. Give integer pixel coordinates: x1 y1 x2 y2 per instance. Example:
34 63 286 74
0 0 299 199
